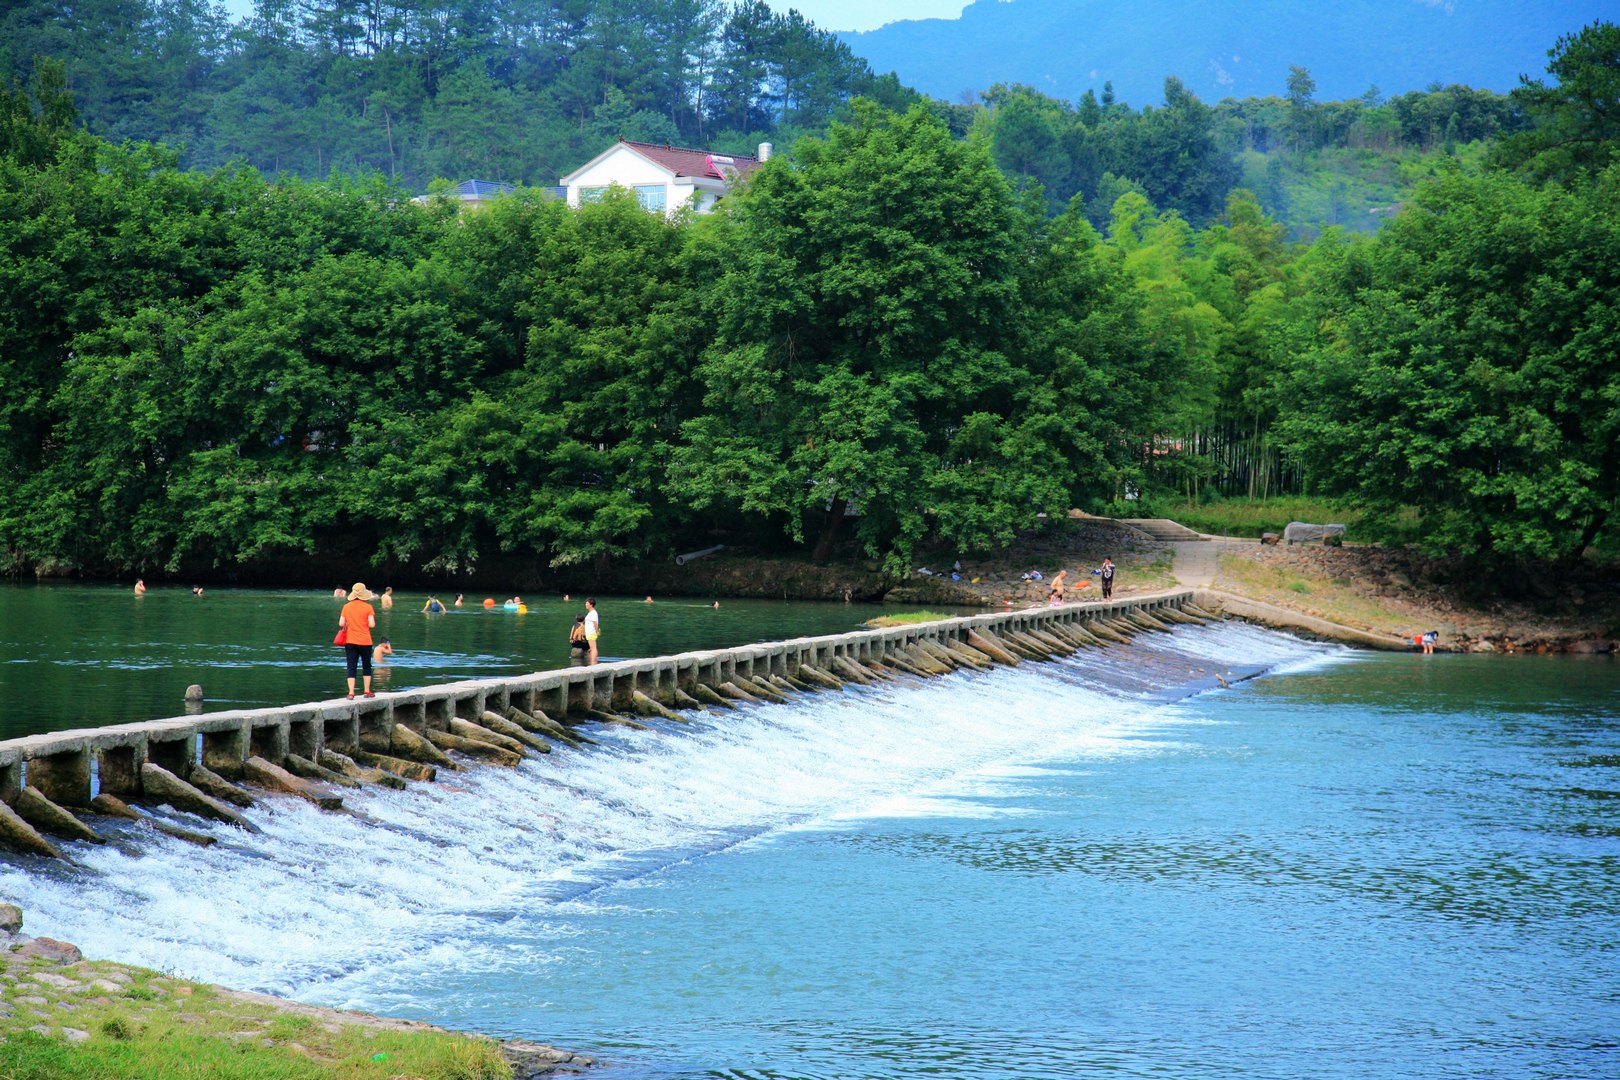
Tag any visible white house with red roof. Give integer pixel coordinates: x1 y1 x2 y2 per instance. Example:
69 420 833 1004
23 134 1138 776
559 139 770 216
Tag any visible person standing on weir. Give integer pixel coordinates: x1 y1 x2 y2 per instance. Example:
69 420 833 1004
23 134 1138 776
583 597 600 664
339 583 378 698
1095 558 1115 600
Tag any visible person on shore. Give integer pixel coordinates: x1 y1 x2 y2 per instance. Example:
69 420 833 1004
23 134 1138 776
1421 630 1438 655
1049 570 1067 605
134 579 146 596
584 597 600 663
568 614 589 659
373 638 393 664
339 583 378 699
380 586 394 610
422 595 447 614
1094 558 1115 600
454 593 464 607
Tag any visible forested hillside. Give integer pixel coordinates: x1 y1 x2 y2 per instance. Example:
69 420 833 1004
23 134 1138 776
0 18 1614 582
959 75 1524 233
843 0 1608 108
0 0 912 190
0 0 1542 238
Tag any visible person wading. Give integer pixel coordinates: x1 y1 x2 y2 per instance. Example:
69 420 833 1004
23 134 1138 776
583 597 600 663
339 583 379 698
568 613 589 660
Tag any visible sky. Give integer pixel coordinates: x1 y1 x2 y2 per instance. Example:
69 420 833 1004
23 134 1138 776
216 0 968 34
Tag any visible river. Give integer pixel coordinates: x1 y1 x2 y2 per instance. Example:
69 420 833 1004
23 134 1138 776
2 609 1617 1078
0 583 915 740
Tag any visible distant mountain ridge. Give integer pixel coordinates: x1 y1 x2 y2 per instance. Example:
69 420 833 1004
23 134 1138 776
842 0 1611 106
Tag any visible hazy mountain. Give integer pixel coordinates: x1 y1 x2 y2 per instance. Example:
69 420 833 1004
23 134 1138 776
842 0 1609 106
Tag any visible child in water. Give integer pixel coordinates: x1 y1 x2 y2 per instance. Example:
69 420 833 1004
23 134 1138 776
568 614 588 658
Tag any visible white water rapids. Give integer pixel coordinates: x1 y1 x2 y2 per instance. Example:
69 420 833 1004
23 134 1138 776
2 623 1341 1013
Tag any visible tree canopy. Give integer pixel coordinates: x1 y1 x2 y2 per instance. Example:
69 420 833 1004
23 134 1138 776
0 21 1616 580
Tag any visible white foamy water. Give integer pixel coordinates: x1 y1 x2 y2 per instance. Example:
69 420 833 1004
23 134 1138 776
2 623 1339 1008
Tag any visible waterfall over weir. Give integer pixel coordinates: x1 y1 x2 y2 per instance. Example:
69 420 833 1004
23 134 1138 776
2 621 1339 1014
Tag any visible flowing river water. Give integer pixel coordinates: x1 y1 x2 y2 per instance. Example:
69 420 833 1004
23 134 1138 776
2 586 1617 1078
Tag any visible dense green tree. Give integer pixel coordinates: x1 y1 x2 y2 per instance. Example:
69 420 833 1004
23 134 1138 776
1119 77 1240 224
1284 65 1316 151
673 102 1040 569
1277 166 1620 559
983 83 1069 206
359 192 703 572
1492 20 1620 181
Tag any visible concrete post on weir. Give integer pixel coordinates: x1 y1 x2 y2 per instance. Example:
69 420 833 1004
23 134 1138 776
0 588 1257 862
201 718 251 779
26 748 92 808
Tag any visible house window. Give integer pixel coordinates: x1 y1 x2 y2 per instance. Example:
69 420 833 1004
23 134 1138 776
634 184 667 213
579 186 607 203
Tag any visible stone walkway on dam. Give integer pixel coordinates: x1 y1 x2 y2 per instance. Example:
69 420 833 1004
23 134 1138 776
0 592 1220 862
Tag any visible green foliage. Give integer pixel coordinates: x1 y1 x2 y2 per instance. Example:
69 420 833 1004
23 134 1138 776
674 102 1049 572
1276 166 1620 560
0 21 1615 580
0 0 885 192
1493 20 1620 182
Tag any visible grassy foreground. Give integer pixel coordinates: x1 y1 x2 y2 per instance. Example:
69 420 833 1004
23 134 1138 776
1 952 513 1080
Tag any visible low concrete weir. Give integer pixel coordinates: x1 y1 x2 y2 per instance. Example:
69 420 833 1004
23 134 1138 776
0 589 1219 859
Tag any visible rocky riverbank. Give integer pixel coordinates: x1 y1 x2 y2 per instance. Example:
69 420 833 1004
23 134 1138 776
0 904 593 1079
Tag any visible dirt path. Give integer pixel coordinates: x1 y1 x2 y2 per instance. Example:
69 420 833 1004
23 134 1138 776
1167 538 1235 588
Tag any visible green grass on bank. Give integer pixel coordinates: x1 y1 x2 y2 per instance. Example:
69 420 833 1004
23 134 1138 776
865 610 953 628
0 957 511 1080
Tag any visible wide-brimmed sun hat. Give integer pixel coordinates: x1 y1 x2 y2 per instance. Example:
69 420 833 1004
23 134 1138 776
348 583 377 601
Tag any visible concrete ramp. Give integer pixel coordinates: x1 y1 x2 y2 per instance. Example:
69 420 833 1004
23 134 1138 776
1120 518 1207 541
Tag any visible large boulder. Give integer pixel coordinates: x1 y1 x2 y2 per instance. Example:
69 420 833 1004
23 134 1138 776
14 937 82 965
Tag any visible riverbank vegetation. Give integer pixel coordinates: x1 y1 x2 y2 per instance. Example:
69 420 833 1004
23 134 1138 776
0 21 1615 584
863 611 953 628
0 954 514 1080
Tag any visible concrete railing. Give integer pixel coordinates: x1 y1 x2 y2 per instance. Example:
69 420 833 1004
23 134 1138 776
0 589 1215 859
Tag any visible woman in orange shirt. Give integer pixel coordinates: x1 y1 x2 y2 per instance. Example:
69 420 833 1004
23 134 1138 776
338 583 378 699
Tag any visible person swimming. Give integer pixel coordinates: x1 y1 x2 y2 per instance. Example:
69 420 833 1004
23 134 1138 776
422 596 447 613
373 638 394 663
